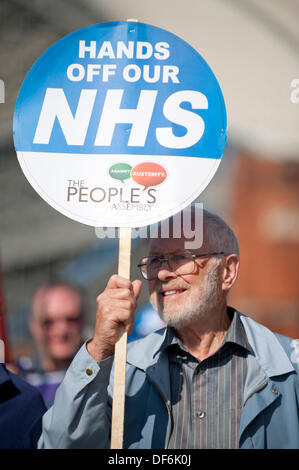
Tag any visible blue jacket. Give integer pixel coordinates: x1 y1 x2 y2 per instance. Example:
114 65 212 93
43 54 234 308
0 363 47 448
39 311 299 449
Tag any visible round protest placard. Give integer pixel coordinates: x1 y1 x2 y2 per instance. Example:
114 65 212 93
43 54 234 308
13 21 227 228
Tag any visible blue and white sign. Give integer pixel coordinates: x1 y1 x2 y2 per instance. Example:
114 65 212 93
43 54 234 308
13 21 227 227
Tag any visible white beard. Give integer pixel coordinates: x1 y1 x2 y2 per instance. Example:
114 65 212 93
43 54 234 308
151 260 222 329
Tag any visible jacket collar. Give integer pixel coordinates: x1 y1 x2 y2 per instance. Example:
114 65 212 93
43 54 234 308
239 312 294 377
127 327 169 371
157 309 254 356
127 310 295 378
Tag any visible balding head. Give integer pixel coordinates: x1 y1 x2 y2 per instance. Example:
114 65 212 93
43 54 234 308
149 205 239 258
30 280 85 371
202 209 239 257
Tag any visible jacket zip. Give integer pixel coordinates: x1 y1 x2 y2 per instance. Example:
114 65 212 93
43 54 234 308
242 380 268 409
146 374 173 449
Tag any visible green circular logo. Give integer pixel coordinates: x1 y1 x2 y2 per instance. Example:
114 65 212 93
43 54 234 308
109 163 132 183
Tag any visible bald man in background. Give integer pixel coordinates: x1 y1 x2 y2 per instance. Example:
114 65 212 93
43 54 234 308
20 280 85 407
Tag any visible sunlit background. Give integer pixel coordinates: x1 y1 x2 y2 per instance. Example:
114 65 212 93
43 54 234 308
0 0 298 363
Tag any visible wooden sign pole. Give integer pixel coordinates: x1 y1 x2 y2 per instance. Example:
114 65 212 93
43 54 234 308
110 227 132 449
110 20 138 449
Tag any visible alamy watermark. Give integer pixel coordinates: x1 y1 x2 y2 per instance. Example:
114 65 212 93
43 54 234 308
0 79 4 104
95 203 203 249
290 79 299 104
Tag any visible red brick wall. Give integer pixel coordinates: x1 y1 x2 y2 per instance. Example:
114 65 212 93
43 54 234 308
229 152 299 338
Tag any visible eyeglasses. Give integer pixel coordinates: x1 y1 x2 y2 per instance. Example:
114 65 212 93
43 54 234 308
41 317 82 329
137 251 226 281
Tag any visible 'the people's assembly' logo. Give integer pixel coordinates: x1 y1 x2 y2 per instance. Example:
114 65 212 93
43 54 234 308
109 162 167 190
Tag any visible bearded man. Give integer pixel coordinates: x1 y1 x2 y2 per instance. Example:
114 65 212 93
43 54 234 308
39 209 299 449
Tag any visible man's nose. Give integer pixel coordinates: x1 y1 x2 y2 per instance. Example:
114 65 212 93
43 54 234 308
51 319 69 334
157 260 178 281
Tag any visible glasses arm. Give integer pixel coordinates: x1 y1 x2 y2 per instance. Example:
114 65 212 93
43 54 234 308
193 251 226 260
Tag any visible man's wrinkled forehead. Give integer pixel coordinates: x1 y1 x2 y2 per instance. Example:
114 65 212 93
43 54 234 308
149 235 186 255
33 285 83 320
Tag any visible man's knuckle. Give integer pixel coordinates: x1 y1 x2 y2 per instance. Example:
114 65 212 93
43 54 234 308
120 299 130 311
123 288 131 298
100 304 111 317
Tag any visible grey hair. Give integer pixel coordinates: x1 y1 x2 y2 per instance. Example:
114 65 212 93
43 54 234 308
203 209 240 258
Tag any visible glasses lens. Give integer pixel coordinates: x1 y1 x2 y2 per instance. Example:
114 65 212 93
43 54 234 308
144 252 195 280
169 252 194 275
146 255 162 279
139 258 148 278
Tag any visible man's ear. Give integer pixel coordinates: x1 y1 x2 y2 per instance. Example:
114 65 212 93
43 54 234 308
222 255 239 292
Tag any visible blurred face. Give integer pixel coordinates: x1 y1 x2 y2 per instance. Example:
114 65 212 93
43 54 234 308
32 286 83 363
148 236 223 329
